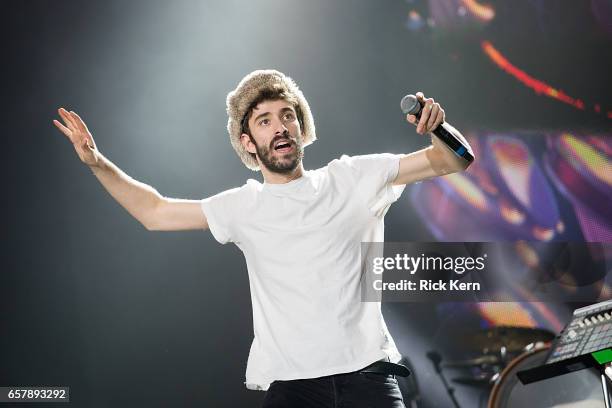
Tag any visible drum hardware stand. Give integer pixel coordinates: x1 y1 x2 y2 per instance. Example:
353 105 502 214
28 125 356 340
602 363 612 408
427 351 461 408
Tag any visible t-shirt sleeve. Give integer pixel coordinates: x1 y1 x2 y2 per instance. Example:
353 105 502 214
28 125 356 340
200 187 242 244
336 153 406 217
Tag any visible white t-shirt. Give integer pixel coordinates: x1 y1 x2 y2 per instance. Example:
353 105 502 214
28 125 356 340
200 153 406 391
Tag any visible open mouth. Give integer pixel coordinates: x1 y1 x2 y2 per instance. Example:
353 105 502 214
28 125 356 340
273 140 293 153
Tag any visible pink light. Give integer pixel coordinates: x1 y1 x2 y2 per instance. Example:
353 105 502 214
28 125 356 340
481 40 610 120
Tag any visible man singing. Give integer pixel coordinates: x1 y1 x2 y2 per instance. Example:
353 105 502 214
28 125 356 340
53 69 473 407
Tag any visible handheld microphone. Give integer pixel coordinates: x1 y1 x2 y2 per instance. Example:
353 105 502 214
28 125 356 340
426 351 443 373
400 94 474 163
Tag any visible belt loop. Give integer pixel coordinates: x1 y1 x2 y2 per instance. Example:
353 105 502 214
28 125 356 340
386 356 395 379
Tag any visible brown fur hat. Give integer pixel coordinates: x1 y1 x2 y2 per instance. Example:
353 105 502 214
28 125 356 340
226 69 317 171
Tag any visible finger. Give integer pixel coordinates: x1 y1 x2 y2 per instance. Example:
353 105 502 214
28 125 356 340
71 111 96 148
58 108 78 131
418 99 433 134
416 91 425 102
67 110 83 133
58 107 74 126
406 114 417 124
433 109 445 129
70 111 88 134
427 103 439 131
70 112 91 146
53 119 74 141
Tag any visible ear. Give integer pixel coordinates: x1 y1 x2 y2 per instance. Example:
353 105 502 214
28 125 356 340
240 133 257 154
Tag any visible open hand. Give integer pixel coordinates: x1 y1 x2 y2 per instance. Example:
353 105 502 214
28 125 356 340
53 108 100 167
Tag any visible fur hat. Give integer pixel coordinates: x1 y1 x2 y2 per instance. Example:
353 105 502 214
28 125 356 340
226 69 316 171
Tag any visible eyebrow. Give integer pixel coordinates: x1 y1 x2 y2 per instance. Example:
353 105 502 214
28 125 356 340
252 107 295 124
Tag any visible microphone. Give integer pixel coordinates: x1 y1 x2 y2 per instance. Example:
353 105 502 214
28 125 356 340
400 94 474 163
426 351 442 369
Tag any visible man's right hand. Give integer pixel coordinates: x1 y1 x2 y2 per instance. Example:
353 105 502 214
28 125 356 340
53 108 100 167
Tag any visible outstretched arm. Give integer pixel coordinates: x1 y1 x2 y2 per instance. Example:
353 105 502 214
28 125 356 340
53 108 208 231
392 92 473 186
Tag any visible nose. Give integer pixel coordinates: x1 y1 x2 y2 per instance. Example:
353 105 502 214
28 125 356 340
273 118 288 135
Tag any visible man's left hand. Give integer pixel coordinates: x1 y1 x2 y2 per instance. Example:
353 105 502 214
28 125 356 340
406 92 445 135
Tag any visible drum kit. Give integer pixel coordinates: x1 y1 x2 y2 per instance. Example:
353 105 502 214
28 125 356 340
420 326 604 408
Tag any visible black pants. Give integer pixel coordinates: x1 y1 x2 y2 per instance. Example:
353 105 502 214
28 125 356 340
261 370 406 408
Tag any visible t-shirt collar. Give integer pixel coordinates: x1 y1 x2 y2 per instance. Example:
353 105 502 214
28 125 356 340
262 172 310 193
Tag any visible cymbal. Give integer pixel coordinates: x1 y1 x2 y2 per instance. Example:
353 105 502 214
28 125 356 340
459 326 555 353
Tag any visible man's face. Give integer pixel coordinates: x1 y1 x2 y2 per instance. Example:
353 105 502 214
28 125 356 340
241 99 304 174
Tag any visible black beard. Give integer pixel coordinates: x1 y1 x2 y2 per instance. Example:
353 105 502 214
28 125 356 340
253 133 304 174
